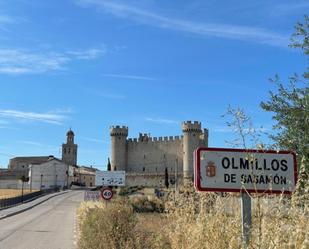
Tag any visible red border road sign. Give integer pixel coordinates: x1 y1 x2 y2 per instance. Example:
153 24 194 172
100 187 113 200
194 147 298 194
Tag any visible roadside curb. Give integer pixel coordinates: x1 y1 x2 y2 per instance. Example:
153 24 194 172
0 190 71 220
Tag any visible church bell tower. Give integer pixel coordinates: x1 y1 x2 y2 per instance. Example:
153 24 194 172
62 129 78 165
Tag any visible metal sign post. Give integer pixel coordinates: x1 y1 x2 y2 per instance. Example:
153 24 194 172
241 192 252 248
100 187 113 208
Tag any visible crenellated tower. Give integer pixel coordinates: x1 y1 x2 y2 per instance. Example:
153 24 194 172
182 121 202 179
62 129 78 166
110 126 128 171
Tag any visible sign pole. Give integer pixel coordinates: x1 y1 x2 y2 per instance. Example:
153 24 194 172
241 192 252 248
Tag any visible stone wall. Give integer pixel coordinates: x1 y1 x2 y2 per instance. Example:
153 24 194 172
30 160 67 190
0 179 30 189
126 173 183 187
126 136 183 174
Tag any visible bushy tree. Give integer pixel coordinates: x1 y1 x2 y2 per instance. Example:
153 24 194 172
107 158 111 171
165 167 169 189
260 16 309 173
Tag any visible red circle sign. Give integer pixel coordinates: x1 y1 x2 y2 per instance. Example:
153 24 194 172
101 188 113 200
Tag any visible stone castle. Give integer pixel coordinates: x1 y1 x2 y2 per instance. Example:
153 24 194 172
110 121 208 186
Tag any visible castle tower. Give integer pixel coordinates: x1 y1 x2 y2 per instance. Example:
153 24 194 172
62 129 78 165
182 121 202 179
110 126 128 171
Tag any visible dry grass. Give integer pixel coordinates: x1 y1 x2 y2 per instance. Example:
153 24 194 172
77 199 168 249
0 189 39 199
77 184 309 249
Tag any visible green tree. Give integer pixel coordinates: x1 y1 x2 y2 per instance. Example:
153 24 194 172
260 16 309 173
107 158 111 171
165 167 169 189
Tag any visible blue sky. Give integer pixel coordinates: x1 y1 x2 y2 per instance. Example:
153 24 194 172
0 0 308 169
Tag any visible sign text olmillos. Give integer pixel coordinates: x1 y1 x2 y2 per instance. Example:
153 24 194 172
195 148 297 194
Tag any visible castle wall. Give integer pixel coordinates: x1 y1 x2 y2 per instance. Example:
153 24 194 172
110 121 209 187
126 173 183 187
110 126 128 171
126 137 183 175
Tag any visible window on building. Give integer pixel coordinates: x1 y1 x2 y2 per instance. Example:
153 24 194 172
143 167 145 172
64 148 66 154
68 148 70 154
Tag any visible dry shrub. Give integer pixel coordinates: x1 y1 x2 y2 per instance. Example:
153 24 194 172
78 199 167 249
78 181 309 249
130 196 164 213
165 191 241 249
164 182 309 249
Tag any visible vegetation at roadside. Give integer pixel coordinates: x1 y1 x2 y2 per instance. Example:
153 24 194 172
118 186 144 196
77 199 169 249
78 183 309 249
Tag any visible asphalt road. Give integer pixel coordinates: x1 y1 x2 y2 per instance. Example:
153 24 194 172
0 190 84 249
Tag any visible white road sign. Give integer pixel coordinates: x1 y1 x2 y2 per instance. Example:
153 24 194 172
95 170 126 186
194 147 297 194
84 191 100 201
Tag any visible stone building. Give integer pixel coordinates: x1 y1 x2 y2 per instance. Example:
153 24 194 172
9 156 53 172
110 121 208 187
73 166 96 187
62 129 78 166
29 157 67 190
5 129 78 190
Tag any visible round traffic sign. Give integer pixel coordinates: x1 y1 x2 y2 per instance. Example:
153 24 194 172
101 188 113 201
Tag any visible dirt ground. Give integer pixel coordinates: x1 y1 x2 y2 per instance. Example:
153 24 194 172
0 189 39 198
136 213 166 234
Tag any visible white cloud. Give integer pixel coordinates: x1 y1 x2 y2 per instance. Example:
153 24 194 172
0 15 15 25
102 73 155 81
81 137 109 144
77 0 289 47
145 117 179 124
0 47 105 75
67 48 106 59
0 109 69 125
17 140 44 146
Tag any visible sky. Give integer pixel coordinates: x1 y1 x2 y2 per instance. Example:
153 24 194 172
0 0 308 170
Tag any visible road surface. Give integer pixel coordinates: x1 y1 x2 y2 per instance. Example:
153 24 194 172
0 190 84 249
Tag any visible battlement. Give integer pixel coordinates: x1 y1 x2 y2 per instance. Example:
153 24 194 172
127 135 183 144
110 125 128 136
182 120 202 133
